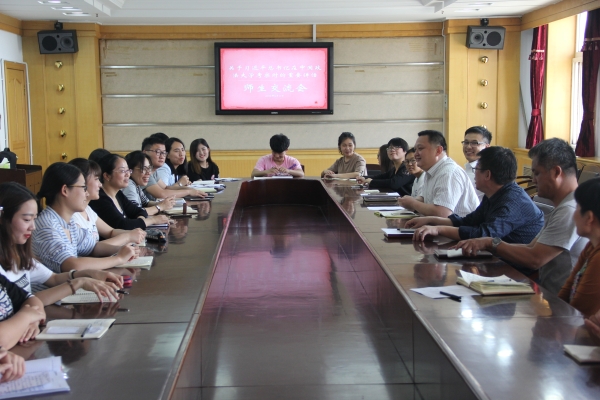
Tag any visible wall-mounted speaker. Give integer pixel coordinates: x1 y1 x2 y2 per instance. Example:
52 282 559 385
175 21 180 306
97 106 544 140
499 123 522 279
466 26 506 50
37 30 79 54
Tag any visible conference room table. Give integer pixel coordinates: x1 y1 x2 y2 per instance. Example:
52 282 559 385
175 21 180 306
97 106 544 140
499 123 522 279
14 178 600 400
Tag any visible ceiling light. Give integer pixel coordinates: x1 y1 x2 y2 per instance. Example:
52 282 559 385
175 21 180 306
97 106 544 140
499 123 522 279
455 8 480 12
469 2 492 5
63 12 90 16
52 7 80 10
38 1 68 4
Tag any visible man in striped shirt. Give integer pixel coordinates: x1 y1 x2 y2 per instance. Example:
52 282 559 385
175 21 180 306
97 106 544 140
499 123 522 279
398 130 479 218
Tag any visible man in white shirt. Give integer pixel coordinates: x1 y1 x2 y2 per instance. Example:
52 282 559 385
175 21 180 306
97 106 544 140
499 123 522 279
462 126 491 201
398 130 479 217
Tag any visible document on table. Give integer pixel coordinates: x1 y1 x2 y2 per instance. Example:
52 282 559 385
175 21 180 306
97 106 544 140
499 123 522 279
367 206 406 211
61 288 117 304
361 192 400 197
0 356 69 398
411 285 478 299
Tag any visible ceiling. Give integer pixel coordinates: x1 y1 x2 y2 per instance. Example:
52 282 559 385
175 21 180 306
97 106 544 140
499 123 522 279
0 0 560 25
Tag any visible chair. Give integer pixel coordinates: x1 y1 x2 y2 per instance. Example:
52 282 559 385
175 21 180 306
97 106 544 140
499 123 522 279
578 165 600 184
366 163 380 176
576 161 585 180
532 195 554 216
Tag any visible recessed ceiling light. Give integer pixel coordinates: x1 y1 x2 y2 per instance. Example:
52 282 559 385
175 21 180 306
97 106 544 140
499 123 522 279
52 6 80 10
455 8 480 12
38 1 68 4
469 2 492 5
63 12 90 16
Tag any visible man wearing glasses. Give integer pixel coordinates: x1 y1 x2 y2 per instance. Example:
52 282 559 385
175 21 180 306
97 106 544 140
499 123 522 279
462 126 492 201
141 136 206 200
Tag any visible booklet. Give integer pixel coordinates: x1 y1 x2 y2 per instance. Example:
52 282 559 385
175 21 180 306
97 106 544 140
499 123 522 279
564 345 600 364
0 356 69 398
36 319 116 341
61 289 117 304
456 270 534 296
434 249 493 259
374 210 418 219
382 228 415 238
116 256 153 270
164 207 198 215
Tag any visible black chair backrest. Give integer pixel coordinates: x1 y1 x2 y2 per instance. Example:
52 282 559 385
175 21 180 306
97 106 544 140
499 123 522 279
0 148 17 169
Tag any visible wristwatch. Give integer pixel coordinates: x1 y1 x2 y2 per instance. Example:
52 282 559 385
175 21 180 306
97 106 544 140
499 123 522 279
156 205 161 212
178 183 183 187
491 237 502 253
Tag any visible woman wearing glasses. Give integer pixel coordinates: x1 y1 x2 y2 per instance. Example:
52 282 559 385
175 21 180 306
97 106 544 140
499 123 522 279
123 151 176 214
356 138 414 196
33 163 138 273
406 148 424 197
89 154 169 230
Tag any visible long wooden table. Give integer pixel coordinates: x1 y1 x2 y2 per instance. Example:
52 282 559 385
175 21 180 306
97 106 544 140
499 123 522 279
16 178 600 400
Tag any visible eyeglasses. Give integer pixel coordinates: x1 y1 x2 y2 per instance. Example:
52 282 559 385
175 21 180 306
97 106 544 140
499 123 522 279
403 159 417 165
68 185 88 192
146 149 168 157
135 166 153 174
461 140 487 147
113 169 133 176
473 167 487 173
387 145 402 152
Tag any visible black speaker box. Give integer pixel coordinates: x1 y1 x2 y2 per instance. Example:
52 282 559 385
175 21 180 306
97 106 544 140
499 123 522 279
37 30 79 54
466 26 506 49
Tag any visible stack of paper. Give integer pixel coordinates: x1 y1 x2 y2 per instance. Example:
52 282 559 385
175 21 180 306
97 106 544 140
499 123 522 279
36 319 116 341
61 289 117 304
456 270 534 295
374 210 417 218
0 357 69 398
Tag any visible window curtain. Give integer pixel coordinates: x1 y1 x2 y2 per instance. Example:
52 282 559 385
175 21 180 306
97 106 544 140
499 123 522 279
575 9 600 157
526 25 548 149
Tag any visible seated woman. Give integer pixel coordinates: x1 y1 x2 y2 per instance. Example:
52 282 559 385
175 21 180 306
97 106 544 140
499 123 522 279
0 182 120 304
188 138 220 181
375 144 392 175
321 132 366 179
89 154 169 230
251 134 304 178
69 158 147 245
123 151 175 214
0 274 45 348
163 137 191 188
558 178 600 317
33 162 138 273
406 147 424 197
357 138 414 196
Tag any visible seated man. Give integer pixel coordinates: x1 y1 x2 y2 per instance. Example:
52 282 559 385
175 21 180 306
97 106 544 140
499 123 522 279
454 138 588 295
462 126 491 201
135 136 206 201
407 146 544 244
251 134 304 178
398 130 478 217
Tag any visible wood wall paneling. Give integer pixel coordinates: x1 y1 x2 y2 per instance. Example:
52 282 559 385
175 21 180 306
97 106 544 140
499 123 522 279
445 33 469 160
0 12 22 36
467 49 498 143
496 30 521 150
522 0 600 31
544 16 576 142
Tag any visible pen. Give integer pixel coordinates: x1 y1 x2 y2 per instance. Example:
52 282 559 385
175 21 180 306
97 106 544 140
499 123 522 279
440 291 462 302
81 323 93 338
116 290 129 295
117 308 130 312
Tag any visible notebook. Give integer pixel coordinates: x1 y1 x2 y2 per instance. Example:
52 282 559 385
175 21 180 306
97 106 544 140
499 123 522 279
36 319 116 341
564 345 600 364
434 249 493 259
116 256 154 270
456 270 534 296
0 356 69 398
382 228 415 238
374 210 418 219
363 195 400 203
164 207 198 215
61 289 117 304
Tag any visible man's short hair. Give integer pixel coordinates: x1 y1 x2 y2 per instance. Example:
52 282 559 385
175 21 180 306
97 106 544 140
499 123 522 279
141 136 165 151
417 130 447 151
477 147 516 185
528 138 577 176
575 178 600 221
150 132 169 142
465 126 492 144
270 134 290 153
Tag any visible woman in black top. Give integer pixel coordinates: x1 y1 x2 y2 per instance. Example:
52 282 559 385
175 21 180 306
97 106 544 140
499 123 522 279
188 138 220 181
357 137 415 196
89 154 168 230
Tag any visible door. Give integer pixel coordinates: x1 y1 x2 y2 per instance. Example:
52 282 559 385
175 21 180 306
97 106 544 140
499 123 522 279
4 61 31 164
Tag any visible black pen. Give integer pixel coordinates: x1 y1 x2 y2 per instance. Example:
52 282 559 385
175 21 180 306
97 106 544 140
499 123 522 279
116 289 129 295
81 324 93 338
440 291 462 302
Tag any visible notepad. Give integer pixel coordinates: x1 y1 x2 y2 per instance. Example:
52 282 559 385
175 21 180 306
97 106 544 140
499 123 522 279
382 228 415 238
116 256 154 269
254 176 294 179
456 270 534 296
374 210 418 219
164 207 198 215
434 249 494 259
36 319 115 341
0 356 69 399
564 345 600 363
60 289 117 304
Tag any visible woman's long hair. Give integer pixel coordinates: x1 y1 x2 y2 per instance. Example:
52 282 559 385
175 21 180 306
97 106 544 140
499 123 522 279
165 137 188 177
0 182 37 272
378 144 392 172
189 138 214 175
37 162 82 207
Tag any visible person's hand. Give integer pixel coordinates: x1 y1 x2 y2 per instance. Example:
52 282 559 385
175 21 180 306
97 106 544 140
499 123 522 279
116 244 137 264
73 277 119 303
322 169 335 177
19 304 45 326
148 214 170 226
177 175 190 186
127 228 146 244
584 309 600 340
80 270 124 288
397 195 417 210
412 225 439 241
0 350 25 383
452 237 493 257
405 217 428 229
190 189 207 198
157 196 176 211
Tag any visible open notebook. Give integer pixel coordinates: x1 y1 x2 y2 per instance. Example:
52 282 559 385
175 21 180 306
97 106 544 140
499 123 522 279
116 256 153 270
36 319 116 341
0 356 69 399
61 288 117 304
456 270 534 296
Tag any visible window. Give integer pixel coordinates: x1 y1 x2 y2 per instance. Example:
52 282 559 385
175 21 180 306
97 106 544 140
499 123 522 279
570 12 588 146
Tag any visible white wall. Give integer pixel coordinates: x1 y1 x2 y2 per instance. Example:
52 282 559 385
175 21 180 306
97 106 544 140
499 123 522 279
0 29 24 150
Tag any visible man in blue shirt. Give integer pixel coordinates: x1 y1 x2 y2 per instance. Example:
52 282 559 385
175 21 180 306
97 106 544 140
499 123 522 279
406 146 544 243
